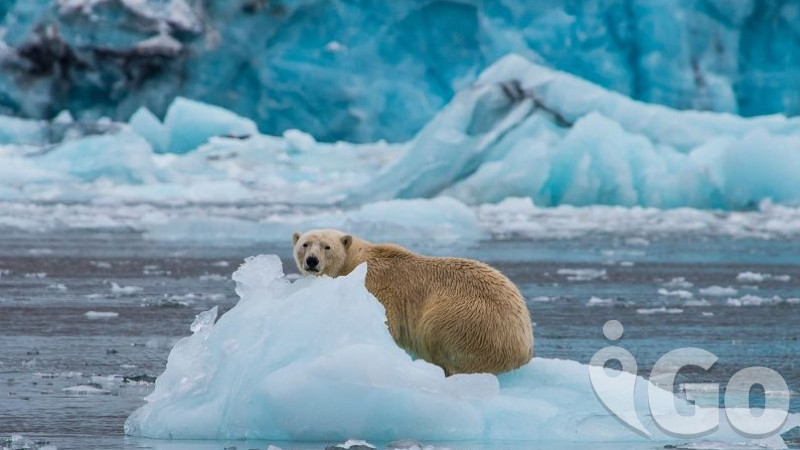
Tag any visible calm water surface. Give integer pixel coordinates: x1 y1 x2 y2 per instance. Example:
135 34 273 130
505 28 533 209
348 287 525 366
1 227 798 449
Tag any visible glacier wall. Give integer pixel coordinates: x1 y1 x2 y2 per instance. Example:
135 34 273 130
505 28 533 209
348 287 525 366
1 0 799 143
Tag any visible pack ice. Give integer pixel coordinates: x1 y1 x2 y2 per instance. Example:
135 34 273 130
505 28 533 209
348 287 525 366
124 255 799 446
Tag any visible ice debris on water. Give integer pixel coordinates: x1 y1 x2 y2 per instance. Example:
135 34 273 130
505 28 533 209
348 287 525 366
657 289 694 299
662 277 693 289
84 311 119 319
110 283 143 295
699 286 739 296
557 268 607 281
736 272 791 283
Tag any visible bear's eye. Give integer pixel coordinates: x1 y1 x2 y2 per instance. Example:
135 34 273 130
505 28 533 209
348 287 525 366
302 243 308 248
325 245 331 250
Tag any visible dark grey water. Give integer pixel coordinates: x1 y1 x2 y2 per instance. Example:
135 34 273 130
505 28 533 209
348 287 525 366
1 227 798 449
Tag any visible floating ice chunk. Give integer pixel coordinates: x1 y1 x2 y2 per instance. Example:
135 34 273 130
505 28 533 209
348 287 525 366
702 312 715 317
586 296 613 306
699 286 738 296
111 283 142 295
125 255 798 444
683 299 711 307
637 307 684 315
130 98 259 154
736 272 791 283
84 311 119 319
557 268 607 281
63 385 111 395
330 440 376 450
737 272 768 283
726 295 783 307
657 289 694 299
662 277 693 289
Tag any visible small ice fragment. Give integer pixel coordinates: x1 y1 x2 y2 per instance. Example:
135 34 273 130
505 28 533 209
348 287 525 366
701 312 715 317
683 299 711 307
698 286 738 296
211 261 230 267
91 261 112 269
267 446 284 450
199 273 227 281
657 288 693 299
190 306 218 334
725 295 782 306
63 385 111 395
330 440 376 450
736 272 767 282
774 274 791 282
47 283 68 291
620 261 634 267
24 272 47 279
529 296 551 303
29 248 53 255
636 307 684 314
111 282 143 295
85 311 119 319
662 277 693 288
586 296 613 306
557 268 606 281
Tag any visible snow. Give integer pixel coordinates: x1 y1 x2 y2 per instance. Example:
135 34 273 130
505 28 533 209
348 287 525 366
124 255 798 444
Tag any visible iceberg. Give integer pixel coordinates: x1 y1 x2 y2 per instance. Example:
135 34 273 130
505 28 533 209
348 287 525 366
352 55 800 209
125 255 799 445
1 1 799 143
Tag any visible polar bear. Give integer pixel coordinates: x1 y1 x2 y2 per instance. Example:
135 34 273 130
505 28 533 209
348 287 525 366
292 229 533 375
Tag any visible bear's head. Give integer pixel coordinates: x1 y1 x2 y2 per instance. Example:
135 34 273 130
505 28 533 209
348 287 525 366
292 229 353 277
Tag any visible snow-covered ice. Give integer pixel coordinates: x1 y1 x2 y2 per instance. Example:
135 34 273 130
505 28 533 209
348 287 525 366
125 255 799 444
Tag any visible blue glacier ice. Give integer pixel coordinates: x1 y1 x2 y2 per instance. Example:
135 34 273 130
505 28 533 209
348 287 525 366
1 55 800 210
355 55 800 209
1 1 799 142
124 254 799 445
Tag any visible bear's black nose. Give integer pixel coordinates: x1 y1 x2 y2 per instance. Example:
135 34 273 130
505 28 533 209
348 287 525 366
306 256 319 268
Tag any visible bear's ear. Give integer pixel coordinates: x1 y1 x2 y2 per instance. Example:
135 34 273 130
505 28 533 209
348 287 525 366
341 234 353 249
292 231 302 246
